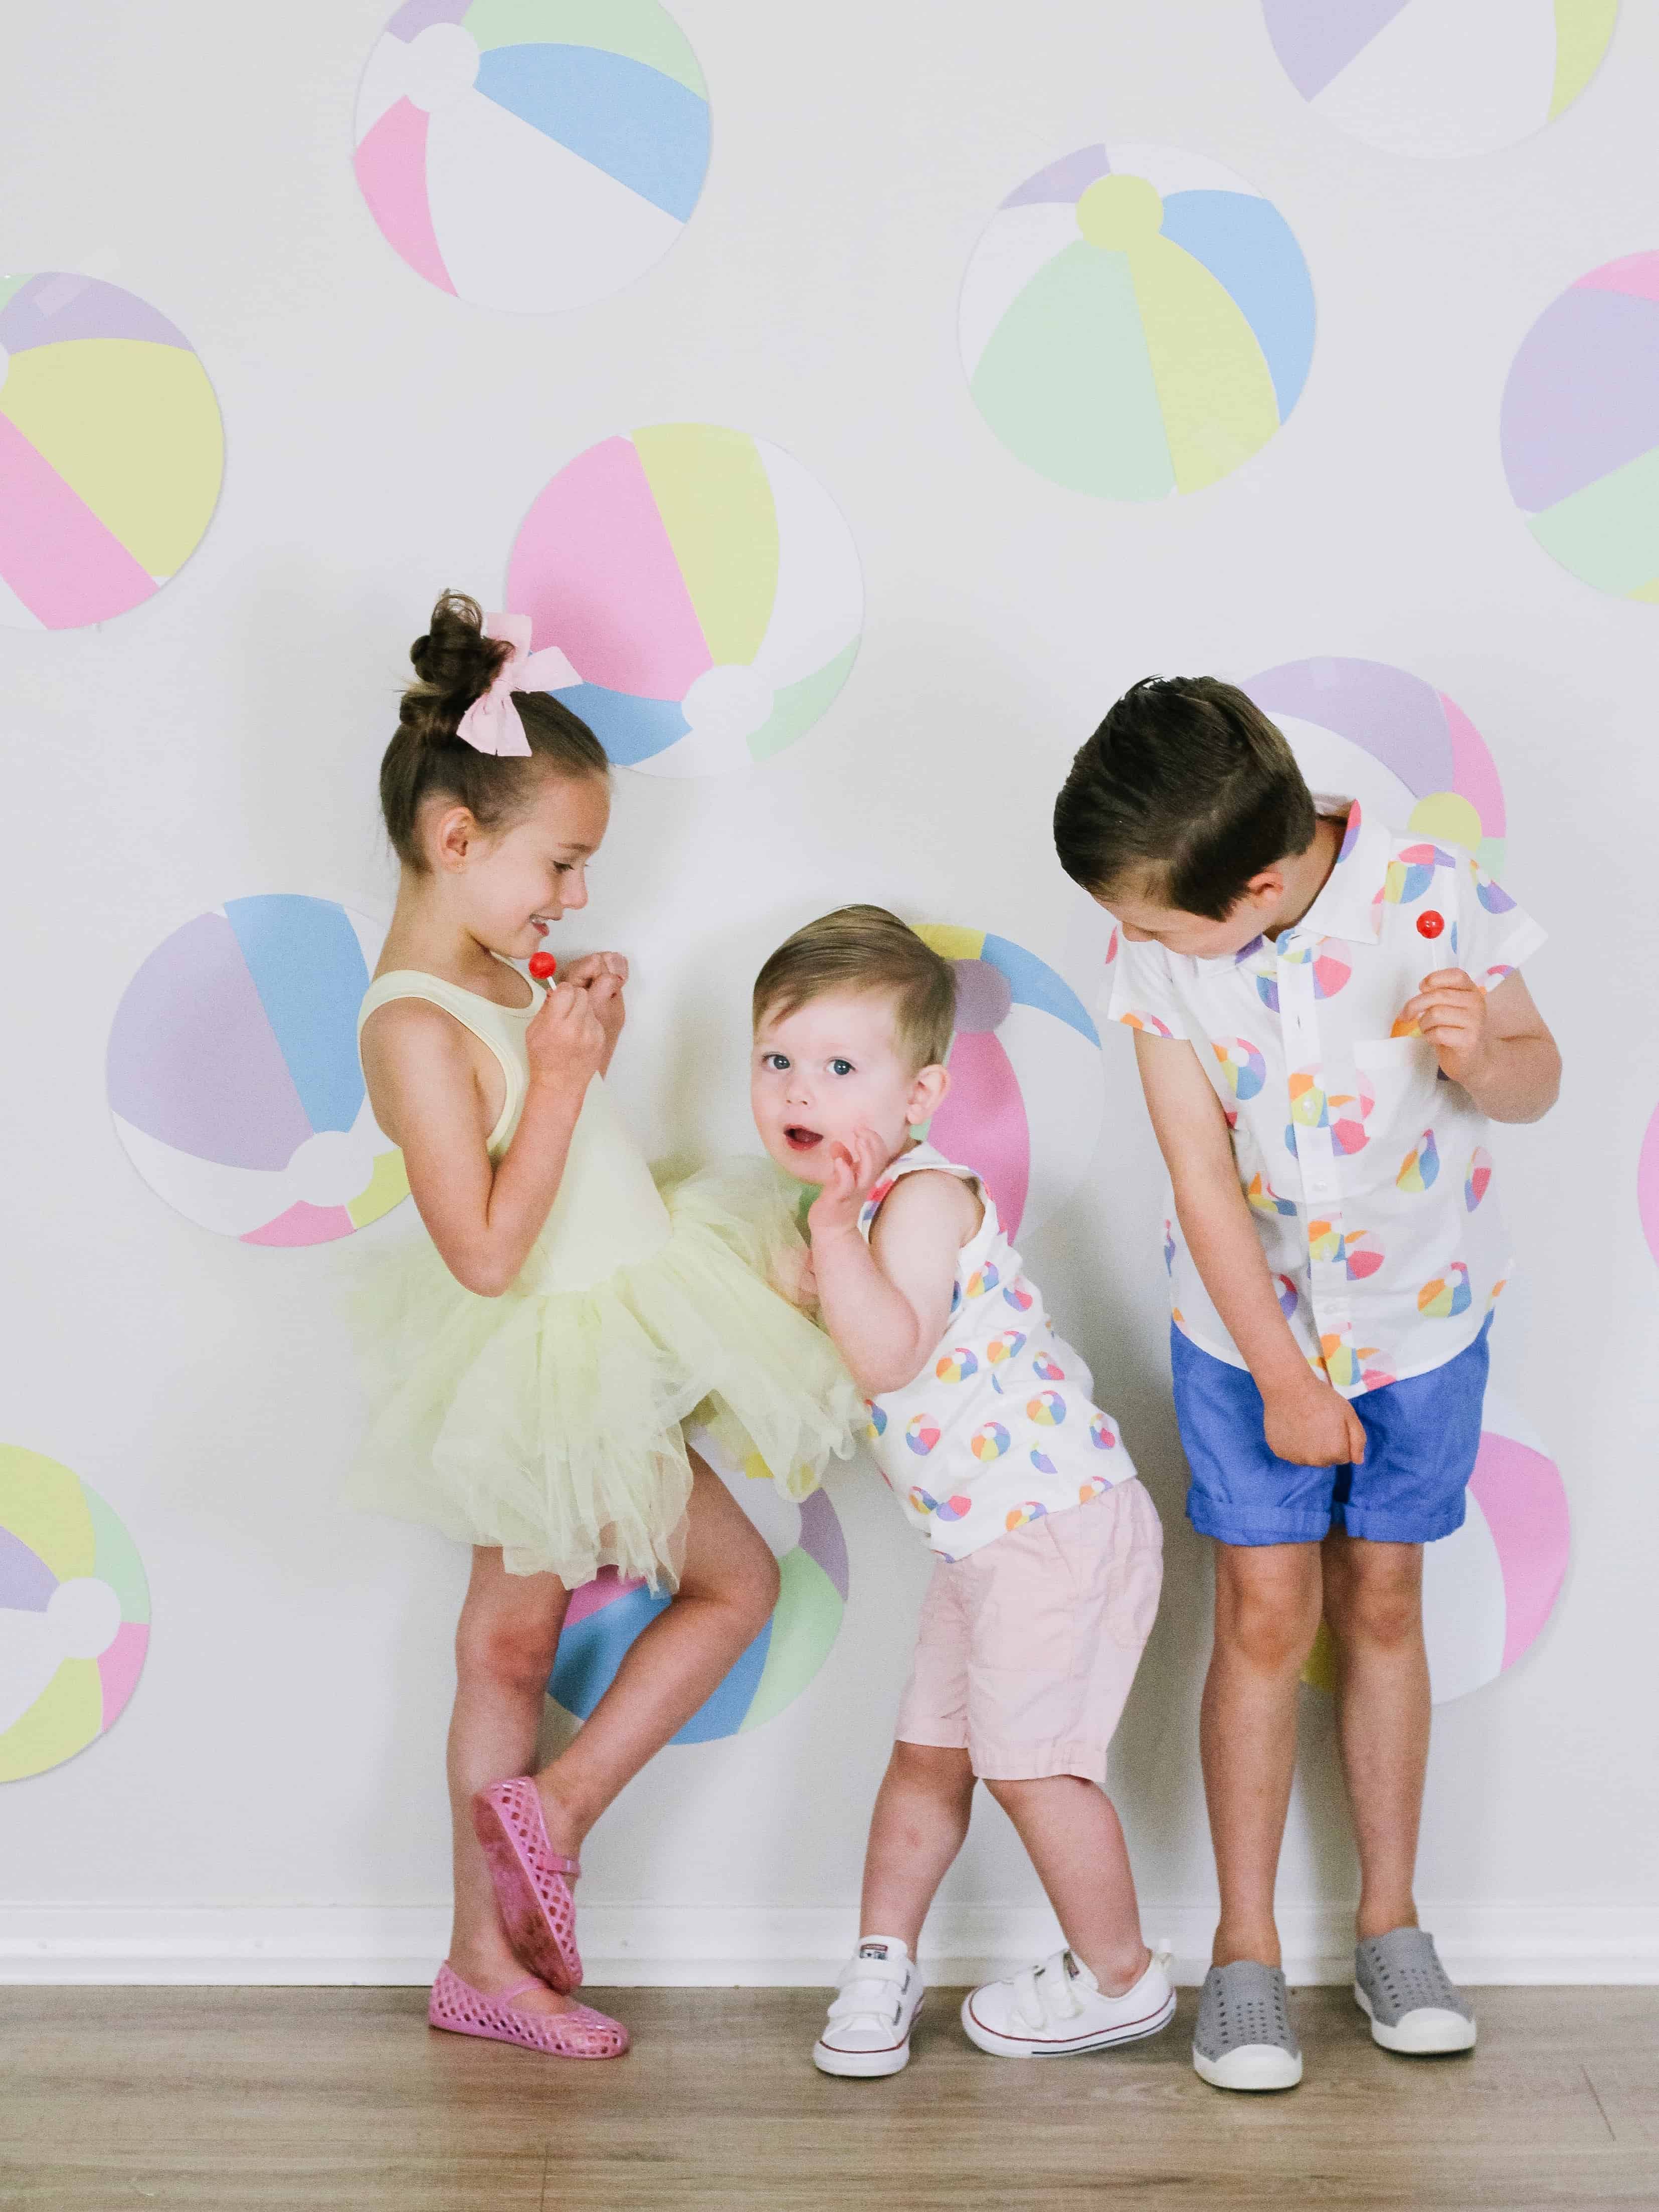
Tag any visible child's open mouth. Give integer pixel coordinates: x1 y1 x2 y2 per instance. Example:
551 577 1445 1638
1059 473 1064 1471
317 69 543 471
784 1126 823 1153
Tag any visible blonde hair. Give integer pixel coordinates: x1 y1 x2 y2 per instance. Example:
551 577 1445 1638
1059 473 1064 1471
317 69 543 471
753 905 956 1071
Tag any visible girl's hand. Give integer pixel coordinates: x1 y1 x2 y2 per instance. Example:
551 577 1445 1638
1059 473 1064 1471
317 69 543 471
808 1128 891 1240
558 951 627 1054
526 978 607 1093
1262 1372 1367 1469
559 951 630 992
1398 968 1492 1086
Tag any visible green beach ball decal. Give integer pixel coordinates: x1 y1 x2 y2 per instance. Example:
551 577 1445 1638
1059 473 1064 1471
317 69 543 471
959 143 1316 500
548 1426 846 1742
2 1448 150 1782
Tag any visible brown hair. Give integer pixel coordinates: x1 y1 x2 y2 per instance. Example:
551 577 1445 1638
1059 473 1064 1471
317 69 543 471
380 591 610 869
1052 676 1318 921
753 905 957 1072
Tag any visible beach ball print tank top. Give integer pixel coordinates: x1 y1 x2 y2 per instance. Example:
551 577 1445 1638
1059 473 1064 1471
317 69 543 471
859 1145 1136 1561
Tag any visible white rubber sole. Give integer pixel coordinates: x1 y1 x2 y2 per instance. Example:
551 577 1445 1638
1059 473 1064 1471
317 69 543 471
812 2002 921 2078
961 1987 1176 2059
1355 1983 1478 2054
1191 2040 1304 2092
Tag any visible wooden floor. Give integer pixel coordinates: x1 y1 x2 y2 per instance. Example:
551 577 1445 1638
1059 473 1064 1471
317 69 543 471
2 1986 1655 2210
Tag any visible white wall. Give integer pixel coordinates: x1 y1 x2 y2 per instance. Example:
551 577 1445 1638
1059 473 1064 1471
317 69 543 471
4 1 1657 1985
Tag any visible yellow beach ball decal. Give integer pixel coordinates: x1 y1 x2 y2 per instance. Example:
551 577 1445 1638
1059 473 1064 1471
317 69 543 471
959 143 1315 500
1 1449 150 1782
0 274 222 630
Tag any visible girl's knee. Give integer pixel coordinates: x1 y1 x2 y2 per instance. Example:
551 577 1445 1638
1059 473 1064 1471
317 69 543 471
456 1605 561 1696
741 1545 782 1629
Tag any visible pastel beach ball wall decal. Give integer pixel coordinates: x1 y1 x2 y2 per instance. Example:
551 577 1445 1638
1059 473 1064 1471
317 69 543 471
0 274 223 630
548 1427 847 1743
1244 657 1508 874
353 0 709 312
506 423 863 775
1 1448 149 1782
914 927 1103 1243
1502 253 1659 603
1305 1393 1569 1704
958 143 1315 500
1261 0 1618 159
107 896 408 1247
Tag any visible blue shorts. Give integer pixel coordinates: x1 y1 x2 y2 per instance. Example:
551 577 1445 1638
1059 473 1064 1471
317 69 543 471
1170 1318 1491 1548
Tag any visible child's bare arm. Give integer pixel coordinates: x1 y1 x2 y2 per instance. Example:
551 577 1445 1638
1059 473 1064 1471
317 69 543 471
362 981 606 1296
807 1132 979 1397
1134 1031 1367 1469
1398 970 1559 1124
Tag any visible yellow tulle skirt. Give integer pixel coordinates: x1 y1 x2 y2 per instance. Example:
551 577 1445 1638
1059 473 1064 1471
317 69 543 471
346 1162 859 1591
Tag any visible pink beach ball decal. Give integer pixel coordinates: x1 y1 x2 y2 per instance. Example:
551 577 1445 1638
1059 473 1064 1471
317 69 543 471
1306 1393 1569 1705
107 897 408 1247
0 273 223 631
505 424 863 777
1 1448 149 1782
1245 657 1508 876
914 926 1104 1242
353 0 709 312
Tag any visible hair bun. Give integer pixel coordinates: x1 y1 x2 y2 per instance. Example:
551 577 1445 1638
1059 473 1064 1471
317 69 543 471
403 591 509 745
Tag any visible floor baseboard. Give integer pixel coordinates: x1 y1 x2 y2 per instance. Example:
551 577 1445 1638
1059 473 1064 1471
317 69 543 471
3 1903 1656 1987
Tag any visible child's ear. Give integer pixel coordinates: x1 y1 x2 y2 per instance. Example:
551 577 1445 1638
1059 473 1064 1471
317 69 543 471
433 805 479 872
1242 865 1286 910
906 1062 951 1126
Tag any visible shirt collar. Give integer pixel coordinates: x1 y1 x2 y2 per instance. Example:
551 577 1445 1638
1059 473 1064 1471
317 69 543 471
1285 798 1385 946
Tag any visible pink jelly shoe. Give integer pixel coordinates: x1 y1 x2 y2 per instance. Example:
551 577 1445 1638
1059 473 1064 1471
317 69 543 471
428 1964 628 2060
472 1776 584 1993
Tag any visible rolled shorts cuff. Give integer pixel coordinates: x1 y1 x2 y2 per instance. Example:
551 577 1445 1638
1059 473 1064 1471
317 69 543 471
1338 1496 1467 1545
965 1740 1110 1790
1186 1496 1334 1547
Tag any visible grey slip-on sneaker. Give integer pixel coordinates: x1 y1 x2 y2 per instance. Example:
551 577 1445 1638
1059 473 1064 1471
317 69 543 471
1192 1960 1303 2091
1354 1927 1477 2054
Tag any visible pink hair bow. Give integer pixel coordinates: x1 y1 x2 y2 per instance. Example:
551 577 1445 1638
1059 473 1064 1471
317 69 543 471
455 612 582 756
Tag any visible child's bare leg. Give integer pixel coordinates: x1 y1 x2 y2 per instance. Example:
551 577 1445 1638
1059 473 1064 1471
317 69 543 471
985 1776 1150 1994
857 1742 977 1954
534 1450 780 1853
1320 1530 1429 1942
1202 1540 1324 1968
447 1547 572 2011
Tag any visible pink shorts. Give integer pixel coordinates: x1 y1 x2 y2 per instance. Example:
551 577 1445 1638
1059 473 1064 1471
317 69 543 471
894 1480 1162 1789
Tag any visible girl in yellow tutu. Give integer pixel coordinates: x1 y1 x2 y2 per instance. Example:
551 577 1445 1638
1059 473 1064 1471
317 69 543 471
353 593 859 2060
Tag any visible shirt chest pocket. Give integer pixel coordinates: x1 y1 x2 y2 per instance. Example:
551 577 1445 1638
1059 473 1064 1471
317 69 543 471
1353 1037 1440 1153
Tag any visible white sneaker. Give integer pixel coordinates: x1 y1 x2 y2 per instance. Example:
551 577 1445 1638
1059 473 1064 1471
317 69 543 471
961 1946 1176 2059
812 1938 926 2077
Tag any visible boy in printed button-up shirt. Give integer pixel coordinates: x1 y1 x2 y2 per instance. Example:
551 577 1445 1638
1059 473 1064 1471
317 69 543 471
1054 677 1560 2093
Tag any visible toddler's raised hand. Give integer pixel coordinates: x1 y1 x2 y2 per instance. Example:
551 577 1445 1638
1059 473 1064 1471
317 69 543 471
808 1129 891 1240
526 977 607 1094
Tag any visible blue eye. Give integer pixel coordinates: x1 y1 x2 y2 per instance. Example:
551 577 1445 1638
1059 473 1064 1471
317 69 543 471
765 1053 790 1072
830 1059 854 1077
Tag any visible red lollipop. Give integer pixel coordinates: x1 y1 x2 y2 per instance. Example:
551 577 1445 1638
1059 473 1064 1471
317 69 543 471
1416 911 1444 940
528 951 558 980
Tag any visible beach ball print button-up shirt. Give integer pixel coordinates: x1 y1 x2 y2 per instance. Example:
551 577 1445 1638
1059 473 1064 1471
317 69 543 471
1109 802 1546 1398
